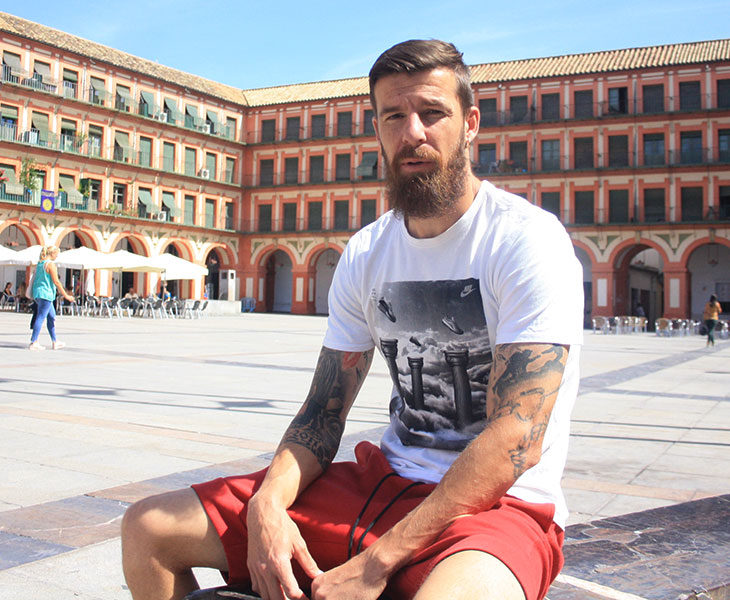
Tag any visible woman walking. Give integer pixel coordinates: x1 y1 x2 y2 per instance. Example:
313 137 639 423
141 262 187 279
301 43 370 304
702 293 723 347
29 245 74 351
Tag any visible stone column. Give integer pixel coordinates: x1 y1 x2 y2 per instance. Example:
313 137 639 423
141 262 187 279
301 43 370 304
380 338 405 403
407 356 425 411
445 349 473 429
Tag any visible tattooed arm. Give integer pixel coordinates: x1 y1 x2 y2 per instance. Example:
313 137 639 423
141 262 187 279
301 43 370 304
310 342 568 599
246 346 374 600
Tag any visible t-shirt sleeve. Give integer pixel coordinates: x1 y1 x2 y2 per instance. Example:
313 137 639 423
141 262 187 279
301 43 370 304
322 241 376 352
491 215 584 347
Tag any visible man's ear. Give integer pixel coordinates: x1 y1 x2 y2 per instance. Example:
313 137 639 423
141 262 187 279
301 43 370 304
464 105 479 146
372 114 381 143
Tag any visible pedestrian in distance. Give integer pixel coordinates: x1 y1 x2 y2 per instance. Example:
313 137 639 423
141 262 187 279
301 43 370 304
703 293 723 347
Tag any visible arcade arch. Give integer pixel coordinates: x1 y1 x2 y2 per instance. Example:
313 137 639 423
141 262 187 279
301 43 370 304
111 235 150 297
614 244 665 327
0 222 40 291
687 242 730 320
263 249 293 313
573 245 593 328
313 248 340 315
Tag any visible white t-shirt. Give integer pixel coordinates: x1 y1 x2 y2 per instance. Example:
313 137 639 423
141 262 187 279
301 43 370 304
323 180 584 528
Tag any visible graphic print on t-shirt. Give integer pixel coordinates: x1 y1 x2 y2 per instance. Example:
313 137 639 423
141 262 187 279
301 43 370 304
370 278 492 451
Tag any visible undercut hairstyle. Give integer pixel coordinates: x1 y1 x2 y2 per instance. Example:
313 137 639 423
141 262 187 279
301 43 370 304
369 39 474 115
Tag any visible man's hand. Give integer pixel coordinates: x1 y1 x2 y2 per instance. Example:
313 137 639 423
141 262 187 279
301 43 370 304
246 494 322 600
310 553 387 600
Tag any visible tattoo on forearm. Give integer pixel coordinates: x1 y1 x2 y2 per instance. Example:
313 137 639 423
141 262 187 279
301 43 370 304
282 347 373 471
486 344 567 478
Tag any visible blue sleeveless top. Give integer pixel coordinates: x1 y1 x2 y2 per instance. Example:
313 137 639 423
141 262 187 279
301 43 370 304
32 260 57 301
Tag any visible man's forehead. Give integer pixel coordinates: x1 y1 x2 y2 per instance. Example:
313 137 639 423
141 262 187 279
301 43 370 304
373 68 459 106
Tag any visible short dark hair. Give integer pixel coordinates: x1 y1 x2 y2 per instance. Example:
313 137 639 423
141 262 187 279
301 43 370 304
369 39 474 115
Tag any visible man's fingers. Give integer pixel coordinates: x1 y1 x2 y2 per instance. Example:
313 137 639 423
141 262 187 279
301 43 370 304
293 541 323 579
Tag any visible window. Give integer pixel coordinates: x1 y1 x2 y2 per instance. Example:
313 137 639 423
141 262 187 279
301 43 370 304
363 109 375 135
116 85 131 112
89 76 106 105
259 159 274 185
477 143 496 171
608 189 629 223
139 137 153 167
509 141 527 171
185 105 200 129
161 191 176 221
163 98 181 125
644 189 666 222
311 114 326 138
334 200 349 230
719 186 730 220
337 111 352 136
184 195 195 225
284 157 299 184
283 202 297 231
309 155 324 183
308 201 323 231
541 93 560 121
224 203 234 230
206 111 219 135
509 96 528 123
608 87 628 114
225 157 236 183
0 104 17 141
163 142 175 172
541 139 560 171
642 84 664 113
88 125 103 157
184 147 197 175
205 198 216 228
139 91 156 117
112 183 126 210
574 90 593 118
479 98 497 127
285 116 300 140
574 137 594 169
30 111 49 145
608 135 629 167
205 153 217 179
574 191 594 224
31 60 53 91
86 178 101 205
361 199 376 227
643 133 665 165
541 192 561 219
60 118 77 152
2 51 22 83
62 69 78 99
225 117 237 140
114 131 130 162
681 187 703 221
719 129 730 161
679 81 701 111
335 154 351 181
680 131 703 163
261 119 275 142
137 187 152 218
718 79 730 109
356 151 378 179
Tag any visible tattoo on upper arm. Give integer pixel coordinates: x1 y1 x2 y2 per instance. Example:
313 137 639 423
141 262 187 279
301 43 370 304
282 347 373 471
486 344 567 478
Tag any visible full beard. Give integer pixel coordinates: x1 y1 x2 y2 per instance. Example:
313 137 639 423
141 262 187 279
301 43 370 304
383 133 469 220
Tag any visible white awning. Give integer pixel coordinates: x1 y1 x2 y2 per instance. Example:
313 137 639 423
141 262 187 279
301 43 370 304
3 52 22 76
34 61 53 83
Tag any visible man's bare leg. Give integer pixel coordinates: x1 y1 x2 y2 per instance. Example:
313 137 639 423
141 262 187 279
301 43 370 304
122 488 228 600
413 550 526 600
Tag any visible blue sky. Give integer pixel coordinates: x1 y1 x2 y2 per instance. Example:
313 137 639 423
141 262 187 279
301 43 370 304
2 1 729 90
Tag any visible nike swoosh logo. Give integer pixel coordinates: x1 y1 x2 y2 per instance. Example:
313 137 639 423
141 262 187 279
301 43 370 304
460 285 475 298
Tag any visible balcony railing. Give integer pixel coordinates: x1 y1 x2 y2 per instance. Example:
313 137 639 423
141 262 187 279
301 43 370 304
240 216 366 234
245 167 380 187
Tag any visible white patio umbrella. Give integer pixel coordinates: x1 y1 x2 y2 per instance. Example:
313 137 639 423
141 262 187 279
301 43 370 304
0 244 18 264
56 246 120 270
146 254 208 280
108 250 164 272
0 245 42 265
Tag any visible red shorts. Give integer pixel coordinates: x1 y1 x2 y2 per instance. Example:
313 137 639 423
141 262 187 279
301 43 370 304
192 442 563 600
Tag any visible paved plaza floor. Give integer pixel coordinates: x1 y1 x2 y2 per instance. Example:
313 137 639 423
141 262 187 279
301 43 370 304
0 311 728 599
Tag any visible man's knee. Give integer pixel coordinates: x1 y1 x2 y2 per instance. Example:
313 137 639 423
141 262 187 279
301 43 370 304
414 551 525 600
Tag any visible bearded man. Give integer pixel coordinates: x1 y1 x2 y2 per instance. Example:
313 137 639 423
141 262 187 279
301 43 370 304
121 39 583 600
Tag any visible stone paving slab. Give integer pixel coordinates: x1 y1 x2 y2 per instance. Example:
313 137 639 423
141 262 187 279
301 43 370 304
0 311 729 599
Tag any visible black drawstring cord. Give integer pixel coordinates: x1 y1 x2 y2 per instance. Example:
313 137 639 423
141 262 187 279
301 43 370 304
347 472 397 559
354 481 422 555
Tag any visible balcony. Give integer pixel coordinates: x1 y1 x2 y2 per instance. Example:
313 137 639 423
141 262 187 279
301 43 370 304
244 167 381 187
240 216 365 234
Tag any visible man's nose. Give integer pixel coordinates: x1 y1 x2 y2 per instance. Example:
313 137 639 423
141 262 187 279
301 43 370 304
402 113 427 146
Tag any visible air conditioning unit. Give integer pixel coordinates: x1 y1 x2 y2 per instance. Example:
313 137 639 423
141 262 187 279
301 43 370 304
155 112 168 122
199 168 210 179
157 212 167 222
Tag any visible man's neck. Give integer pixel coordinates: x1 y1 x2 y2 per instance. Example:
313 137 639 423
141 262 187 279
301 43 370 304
405 174 482 239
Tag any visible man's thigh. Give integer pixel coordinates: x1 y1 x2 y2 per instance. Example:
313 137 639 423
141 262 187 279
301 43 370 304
414 550 525 600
